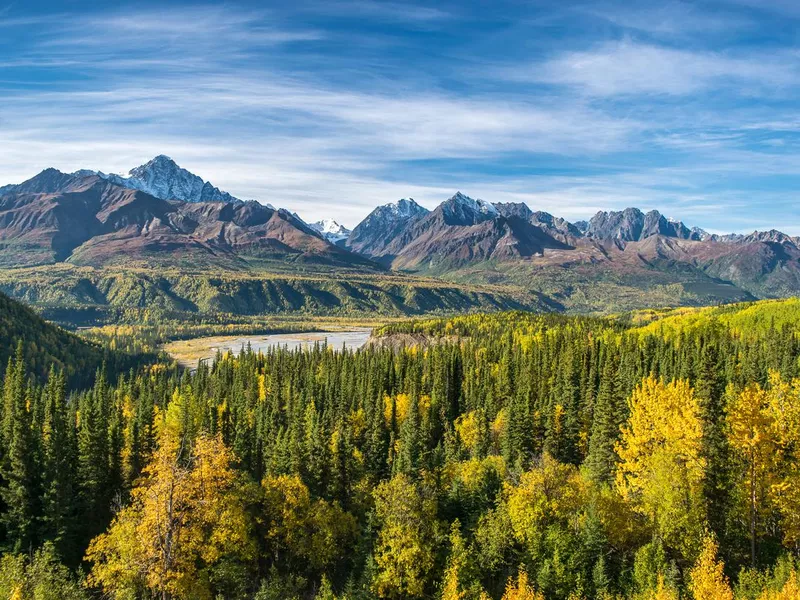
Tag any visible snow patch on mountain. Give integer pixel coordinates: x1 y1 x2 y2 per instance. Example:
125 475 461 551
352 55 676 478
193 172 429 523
86 155 252 205
454 191 497 216
310 219 352 243
387 198 428 218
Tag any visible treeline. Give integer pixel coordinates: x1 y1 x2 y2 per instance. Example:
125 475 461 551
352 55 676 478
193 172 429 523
1 300 800 598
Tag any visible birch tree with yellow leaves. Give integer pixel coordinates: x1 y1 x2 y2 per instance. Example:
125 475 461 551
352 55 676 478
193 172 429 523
688 536 733 600
86 433 254 600
615 376 707 561
726 381 781 566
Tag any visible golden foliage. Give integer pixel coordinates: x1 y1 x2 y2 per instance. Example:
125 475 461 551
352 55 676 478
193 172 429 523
501 571 543 600
689 537 733 600
726 380 783 554
262 474 356 571
505 454 586 553
372 474 438 599
650 576 679 600
86 434 254 600
455 411 479 451
615 376 706 557
756 572 800 600
384 393 410 426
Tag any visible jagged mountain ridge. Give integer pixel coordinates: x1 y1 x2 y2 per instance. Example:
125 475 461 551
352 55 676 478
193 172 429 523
362 192 570 270
0 168 372 269
3 156 800 310
343 191 800 300
346 198 430 256
85 155 255 205
347 192 800 257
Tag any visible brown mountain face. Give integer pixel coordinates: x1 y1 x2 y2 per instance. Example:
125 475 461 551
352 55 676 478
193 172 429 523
346 192 800 301
0 170 374 270
361 193 570 270
3 165 800 308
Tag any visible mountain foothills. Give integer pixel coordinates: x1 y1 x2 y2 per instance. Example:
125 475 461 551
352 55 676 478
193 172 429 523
0 290 148 386
1 292 800 599
1 156 800 320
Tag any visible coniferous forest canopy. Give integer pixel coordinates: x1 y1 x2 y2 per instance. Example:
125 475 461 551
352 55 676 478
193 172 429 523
0 296 799 599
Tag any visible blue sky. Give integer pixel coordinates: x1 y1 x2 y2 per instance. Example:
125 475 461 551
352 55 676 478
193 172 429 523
1 1 799 232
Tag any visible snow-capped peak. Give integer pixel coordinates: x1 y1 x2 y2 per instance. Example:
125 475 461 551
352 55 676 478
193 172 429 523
316 219 348 235
386 198 427 218
89 155 243 204
310 219 351 243
452 192 498 215
441 191 499 224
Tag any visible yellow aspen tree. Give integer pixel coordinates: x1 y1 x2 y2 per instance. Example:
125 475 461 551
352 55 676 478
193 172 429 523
262 474 356 571
757 572 800 600
441 519 486 600
615 376 706 560
441 521 467 600
506 454 585 557
651 576 679 600
764 373 800 549
726 382 780 565
501 571 544 600
688 536 733 600
372 473 438 599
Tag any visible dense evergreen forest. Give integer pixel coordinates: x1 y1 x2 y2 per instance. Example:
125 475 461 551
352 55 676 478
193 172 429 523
0 291 153 388
2 298 800 599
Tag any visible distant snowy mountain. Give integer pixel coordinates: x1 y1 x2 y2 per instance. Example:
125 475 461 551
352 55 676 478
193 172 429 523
346 198 429 255
310 219 351 243
82 155 259 205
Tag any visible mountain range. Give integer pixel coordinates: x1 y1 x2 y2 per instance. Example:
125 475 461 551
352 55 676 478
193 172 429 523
2 155 799 314
0 159 367 270
337 191 800 302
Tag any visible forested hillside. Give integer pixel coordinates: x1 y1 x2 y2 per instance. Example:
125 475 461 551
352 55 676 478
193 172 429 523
0 264 542 324
0 291 148 387
1 299 800 599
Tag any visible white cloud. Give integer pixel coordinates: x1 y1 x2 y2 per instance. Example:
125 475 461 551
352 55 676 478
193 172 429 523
1 3 799 233
585 1 754 36
528 41 798 96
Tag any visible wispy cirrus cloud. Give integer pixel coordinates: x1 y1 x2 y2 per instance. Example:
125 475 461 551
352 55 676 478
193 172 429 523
303 0 453 24
0 2 799 231
522 41 800 97
583 1 755 37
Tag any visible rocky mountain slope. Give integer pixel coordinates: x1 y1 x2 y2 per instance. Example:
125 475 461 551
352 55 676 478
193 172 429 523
0 169 370 269
346 198 429 256
3 157 800 315
368 192 571 270
79 155 249 204
345 192 800 303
